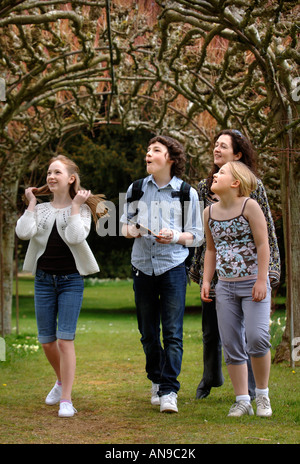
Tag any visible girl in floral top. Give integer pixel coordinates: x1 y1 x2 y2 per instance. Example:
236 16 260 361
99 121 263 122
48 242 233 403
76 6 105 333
190 130 280 401
201 161 272 417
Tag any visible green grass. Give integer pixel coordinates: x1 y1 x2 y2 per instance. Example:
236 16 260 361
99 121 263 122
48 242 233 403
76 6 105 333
0 276 299 444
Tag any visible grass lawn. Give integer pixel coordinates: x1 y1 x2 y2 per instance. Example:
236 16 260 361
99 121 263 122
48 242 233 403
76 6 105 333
0 276 299 445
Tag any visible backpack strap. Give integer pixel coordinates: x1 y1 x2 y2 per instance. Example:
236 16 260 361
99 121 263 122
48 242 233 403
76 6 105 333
179 181 191 231
126 178 144 222
127 178 192 231
178 181 195 280
127 178 144 203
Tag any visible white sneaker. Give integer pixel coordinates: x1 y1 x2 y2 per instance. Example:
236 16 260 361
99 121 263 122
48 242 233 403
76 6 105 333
228 400 254 417
151 383 160 406
45 382 62 405
160 392 178 413
256 395 272 417
58 401 77 418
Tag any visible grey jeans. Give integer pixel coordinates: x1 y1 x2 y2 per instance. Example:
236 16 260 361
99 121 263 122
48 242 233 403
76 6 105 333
215 279 271 365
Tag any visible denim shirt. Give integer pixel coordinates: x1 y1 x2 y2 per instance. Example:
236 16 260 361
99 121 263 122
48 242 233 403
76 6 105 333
120 175 203 276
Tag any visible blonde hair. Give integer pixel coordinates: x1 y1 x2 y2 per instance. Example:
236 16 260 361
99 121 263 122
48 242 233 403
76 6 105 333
227 161 257 197
26 155 107 224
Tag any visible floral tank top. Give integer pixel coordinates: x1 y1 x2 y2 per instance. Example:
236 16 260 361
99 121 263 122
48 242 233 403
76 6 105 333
209 198 258 281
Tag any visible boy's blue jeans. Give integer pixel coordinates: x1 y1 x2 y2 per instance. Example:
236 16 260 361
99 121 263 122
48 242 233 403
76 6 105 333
132 263 187 395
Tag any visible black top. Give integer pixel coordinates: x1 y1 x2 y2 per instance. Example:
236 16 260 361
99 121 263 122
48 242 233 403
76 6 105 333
37 221 78 275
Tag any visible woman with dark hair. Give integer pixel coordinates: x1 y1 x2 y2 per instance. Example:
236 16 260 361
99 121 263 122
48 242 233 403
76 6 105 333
190 129 280 400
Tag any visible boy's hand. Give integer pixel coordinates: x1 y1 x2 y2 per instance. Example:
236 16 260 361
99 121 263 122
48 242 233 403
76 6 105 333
252 279 267 302
127 224 142 238
155 228 173 244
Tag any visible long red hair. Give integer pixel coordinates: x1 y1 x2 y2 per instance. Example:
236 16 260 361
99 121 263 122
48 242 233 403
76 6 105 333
25 155 107 224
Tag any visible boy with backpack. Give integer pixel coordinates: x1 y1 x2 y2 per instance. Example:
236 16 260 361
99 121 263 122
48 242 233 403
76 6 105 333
121 135 203 413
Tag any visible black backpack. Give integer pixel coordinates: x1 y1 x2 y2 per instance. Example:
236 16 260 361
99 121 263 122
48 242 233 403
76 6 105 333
126 178 195 277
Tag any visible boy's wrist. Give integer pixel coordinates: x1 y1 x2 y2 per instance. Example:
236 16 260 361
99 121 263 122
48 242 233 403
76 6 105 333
170 229 180 244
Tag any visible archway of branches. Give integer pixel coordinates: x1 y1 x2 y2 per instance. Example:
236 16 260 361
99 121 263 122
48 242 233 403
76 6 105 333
0 0 299 363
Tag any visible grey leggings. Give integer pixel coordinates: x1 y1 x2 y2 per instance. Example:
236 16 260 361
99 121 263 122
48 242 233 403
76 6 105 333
215 279 271 365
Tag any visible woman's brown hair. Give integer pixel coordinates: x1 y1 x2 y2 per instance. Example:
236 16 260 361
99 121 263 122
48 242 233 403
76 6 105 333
207 129 257 191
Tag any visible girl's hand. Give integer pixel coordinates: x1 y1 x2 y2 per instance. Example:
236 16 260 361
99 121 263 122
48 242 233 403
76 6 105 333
25 187 37 211
72 189 91 206
71 190 91 216
201 282 212 302
252 279 267 302
25 187 37 202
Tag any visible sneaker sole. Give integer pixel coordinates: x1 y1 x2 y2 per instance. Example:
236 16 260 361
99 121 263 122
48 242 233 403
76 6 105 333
228 411 253 417
160 406 178 413
256 410 272 417
58 408 77 418
58 412 75 418
228 408 254 417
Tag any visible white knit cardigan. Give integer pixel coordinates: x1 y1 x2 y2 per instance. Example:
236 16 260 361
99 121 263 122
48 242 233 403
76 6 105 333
15 202 100 276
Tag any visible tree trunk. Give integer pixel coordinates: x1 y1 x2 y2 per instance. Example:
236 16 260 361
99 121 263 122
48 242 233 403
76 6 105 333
274 131 300 365
0 178 19 335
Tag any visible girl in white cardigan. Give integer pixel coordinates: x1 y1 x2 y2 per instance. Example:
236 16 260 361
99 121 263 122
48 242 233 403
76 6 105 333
16 155 106 418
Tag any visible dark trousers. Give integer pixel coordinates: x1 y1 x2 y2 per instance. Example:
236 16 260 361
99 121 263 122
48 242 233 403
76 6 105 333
197 298 256 398
132 264 187 395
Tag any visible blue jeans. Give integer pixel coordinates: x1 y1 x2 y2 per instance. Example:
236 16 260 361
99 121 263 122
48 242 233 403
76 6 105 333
132 263 187 395
34 269 84 344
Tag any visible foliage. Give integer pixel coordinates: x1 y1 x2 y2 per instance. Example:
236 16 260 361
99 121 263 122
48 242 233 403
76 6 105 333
0 1 299 355
4 333 40 362
60 125 151 202
1 1 298 185
17 125 152 278
1 0 298 223
61 126 152 278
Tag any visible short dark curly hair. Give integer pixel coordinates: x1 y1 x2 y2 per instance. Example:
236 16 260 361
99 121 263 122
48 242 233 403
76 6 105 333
148 135 186 178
